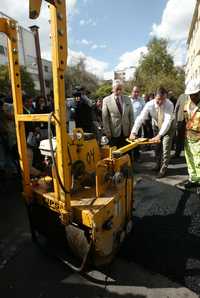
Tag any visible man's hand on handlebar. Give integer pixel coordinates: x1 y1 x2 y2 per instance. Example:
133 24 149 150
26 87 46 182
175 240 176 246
129 132 137 140
149 134 161 143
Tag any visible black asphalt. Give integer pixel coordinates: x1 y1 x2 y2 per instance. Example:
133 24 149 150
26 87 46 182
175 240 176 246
0 152 200 297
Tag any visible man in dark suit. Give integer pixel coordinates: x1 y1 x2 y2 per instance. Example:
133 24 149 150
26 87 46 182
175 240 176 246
73 88 94 133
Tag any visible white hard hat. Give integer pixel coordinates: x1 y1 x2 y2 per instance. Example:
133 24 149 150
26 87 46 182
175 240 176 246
185 79 200 95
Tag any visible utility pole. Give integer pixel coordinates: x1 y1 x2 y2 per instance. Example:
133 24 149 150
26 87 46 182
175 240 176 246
30 25 46 99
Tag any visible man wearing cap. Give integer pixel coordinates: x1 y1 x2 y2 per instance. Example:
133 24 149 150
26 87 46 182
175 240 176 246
184 80 200 189
129 86 175 178
102 80 134 148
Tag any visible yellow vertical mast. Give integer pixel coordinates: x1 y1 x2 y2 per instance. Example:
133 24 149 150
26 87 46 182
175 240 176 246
0 18 31 198
29 0 71 223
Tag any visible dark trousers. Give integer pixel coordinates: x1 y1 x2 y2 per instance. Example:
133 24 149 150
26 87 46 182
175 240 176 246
174 121 185 157
153 121 175 169
133 128 142 160
143 120 153 138
110 135 127 148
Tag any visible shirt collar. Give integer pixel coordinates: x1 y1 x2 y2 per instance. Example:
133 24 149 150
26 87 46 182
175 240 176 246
154 99 166 108
114 95 122 100
131 96 140 101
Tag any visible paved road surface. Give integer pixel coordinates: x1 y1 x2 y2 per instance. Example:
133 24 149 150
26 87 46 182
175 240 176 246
0 152 200 297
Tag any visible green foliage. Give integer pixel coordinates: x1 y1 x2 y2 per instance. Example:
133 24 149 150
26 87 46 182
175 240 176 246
0 65 10 95
132 37 185 98
65 59 99 98
20 66 36 96
123 81 133 96
0 65 36 97
94 83 112 99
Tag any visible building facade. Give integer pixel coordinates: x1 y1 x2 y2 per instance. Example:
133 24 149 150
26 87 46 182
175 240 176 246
0 11 52 95
114 70 126 81
114 66 136 82
185 0 200 85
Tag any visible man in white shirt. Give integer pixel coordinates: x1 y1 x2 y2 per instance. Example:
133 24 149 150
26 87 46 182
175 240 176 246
130 87 175 178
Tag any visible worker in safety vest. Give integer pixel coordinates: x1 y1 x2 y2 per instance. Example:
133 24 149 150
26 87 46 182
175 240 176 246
184 80 200 189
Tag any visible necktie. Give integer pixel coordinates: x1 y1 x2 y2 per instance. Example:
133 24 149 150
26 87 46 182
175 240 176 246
157 106 164 129
116 96 122 115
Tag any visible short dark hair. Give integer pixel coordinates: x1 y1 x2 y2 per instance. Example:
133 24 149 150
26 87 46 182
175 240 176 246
72 91 81 97
156 86 167 96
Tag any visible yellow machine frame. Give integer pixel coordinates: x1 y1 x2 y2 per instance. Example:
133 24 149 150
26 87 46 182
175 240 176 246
0 1 71 224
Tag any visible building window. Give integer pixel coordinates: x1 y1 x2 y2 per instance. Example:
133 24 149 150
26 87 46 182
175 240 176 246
26 55 37 68
45 80 50 88
0 45 5 55
30 73 39 81
44 65 49 72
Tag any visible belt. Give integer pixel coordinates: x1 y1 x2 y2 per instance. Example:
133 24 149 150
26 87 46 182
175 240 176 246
186 130 200 139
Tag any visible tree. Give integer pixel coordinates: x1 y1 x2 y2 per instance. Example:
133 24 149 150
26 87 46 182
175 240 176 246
0 65 36 97
0 65 36 96
132 37 185 98
94 83 112 99
0 65 10 95
20 66 36 96
65 58 99 98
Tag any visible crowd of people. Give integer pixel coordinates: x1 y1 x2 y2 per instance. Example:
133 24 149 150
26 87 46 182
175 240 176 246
102 79 200 188
0 89 103 179
0 95 53 179
0 79 200 191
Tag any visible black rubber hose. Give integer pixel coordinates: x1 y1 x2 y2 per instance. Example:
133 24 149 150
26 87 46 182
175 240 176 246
48 112 70 194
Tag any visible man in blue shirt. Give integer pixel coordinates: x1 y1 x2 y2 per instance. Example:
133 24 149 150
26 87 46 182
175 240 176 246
130 86 145 160
131 86 145 120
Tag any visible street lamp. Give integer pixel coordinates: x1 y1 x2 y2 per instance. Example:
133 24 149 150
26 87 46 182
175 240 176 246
29 25 46 99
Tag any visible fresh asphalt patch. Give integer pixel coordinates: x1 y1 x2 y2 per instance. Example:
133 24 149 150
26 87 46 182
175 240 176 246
120 177 200 294
1 154 200 296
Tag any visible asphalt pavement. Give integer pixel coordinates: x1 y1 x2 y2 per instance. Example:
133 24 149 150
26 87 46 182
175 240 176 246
0 151 200 298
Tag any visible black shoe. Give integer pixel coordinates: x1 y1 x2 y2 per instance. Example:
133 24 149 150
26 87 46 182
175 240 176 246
156 167 167 179
184 180 200 189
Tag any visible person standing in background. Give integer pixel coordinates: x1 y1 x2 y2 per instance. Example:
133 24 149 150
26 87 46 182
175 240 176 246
131 86 145 122
34 96 50 139
92 99 103 142
168 90 177 108
73 88 94 133
102 80 134 148
172 93 188 158
183 80 200 190
130 86 145 160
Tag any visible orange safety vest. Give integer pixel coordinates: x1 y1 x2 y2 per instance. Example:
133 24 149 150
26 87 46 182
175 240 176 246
184 99 200 137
